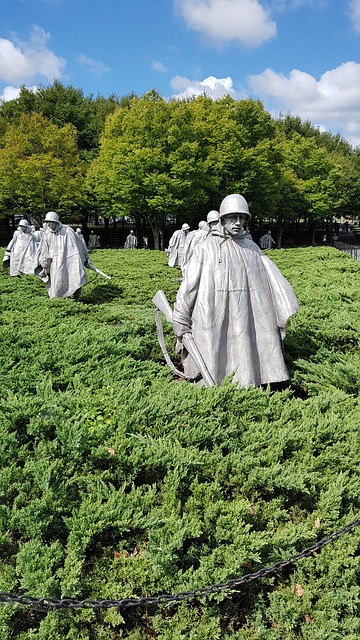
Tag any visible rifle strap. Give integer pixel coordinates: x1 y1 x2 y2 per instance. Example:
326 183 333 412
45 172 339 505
155 309 192 380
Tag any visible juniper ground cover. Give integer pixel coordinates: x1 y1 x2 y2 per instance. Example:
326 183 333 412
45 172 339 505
1 246 360 639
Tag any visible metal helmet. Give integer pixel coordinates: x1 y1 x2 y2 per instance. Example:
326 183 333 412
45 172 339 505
198 220 208 230
18 219 29 228
181 223 190 231
219 194 251 219
207 210 219 224
76 227 81 233
44 211 60 223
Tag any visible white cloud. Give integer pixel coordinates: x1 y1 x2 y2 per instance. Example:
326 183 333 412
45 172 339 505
175 0 277 47
77 54 110 76
0 25 65 85
0 39 34 83
0 86 21 102
248 61 360 145
348 0 360 31
0 84 38 103
170 74 236 99
152 61 168 73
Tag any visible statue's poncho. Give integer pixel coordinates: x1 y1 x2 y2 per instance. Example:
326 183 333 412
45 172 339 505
181 228 209 274
167 230 187 267
35 223 87 298
124 233 138 249
6 229 37 276
172 234 299 388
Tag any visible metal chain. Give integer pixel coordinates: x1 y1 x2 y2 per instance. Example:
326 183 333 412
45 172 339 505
1 517 359 612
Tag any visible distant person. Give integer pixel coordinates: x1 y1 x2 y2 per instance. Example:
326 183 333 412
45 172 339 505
75 227 87 248
2 219 37 276
34 211 88 300
88 230 97 249
124 230 138 248
166 223 191 267
182 220 209 273
142 236 149 249
259 230 275 249
207 210 220 234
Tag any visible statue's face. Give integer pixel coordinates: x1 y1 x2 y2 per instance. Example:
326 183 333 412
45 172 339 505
48 221 58 233
221 214 247 237
19 225 28 233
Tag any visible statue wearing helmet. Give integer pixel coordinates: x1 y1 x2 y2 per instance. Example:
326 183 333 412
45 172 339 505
124 229 138 249
259 230 276 250
172 193 299 388
44 211 60 223
181 220 210 274
166 223 191 267
18 219 30 229
206 210 219 228
3 218 37 276
34 211 88 300
219 194 250 218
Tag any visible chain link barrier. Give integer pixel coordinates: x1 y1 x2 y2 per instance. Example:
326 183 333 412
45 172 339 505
1 517 359 612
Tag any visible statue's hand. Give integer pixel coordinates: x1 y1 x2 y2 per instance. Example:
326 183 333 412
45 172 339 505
172 321 191 339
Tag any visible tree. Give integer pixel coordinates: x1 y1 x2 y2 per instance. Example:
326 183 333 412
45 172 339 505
280 133 345 244
88 91 212 249
0 113 87 222
192 97 283 223
0 82 123 161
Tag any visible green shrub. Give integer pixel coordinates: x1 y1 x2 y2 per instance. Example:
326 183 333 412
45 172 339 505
1 245 360 638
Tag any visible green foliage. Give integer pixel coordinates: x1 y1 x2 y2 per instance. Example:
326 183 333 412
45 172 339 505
1 83 360 245
0 81 122 158
0 246 360 638
0 113 87 220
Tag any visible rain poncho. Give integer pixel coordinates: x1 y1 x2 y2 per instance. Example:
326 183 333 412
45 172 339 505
259 232 275 249
172 233 299 388
124 232 138 249
35 223 87 298
167 229 188 267
88 232 97 249
5 228 37 276
181 225 209 274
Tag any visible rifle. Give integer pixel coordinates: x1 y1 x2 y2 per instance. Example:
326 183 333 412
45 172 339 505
152 290 216 387
85 259 112 280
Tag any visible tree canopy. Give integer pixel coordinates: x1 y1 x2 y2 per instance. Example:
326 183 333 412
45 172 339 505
0 82 359 246
0 113 87 222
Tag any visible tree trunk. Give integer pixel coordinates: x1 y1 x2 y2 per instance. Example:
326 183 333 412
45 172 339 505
135 217 142 246
148 221 163 250
310 217 316 245
81 212 88 235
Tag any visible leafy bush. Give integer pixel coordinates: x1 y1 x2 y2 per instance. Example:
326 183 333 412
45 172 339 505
1 246 360 639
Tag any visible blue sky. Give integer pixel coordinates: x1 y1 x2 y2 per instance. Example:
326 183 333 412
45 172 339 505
1 0 360 145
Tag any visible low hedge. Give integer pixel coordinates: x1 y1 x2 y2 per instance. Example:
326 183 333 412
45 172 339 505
0 246 360 639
